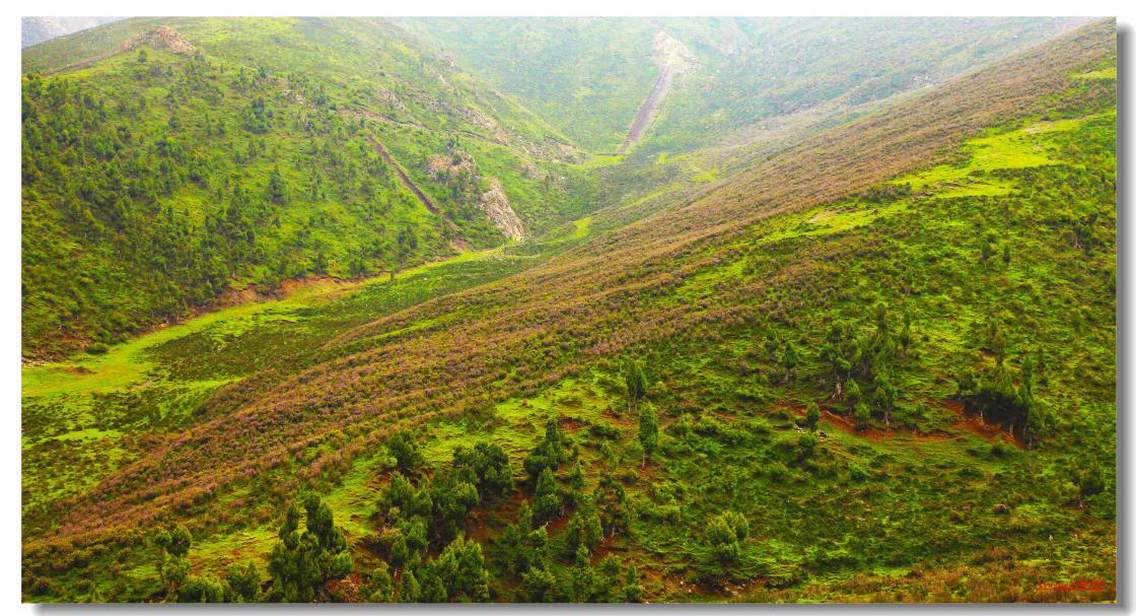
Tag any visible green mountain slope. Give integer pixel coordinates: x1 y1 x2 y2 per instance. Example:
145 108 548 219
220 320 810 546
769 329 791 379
21 20 1115 604
22 17 595 359
398 17 1087 154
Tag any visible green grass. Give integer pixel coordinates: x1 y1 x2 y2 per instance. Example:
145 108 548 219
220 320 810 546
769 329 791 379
20 20 1116 605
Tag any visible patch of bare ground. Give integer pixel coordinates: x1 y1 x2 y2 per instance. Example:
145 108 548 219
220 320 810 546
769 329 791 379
616 31 696 154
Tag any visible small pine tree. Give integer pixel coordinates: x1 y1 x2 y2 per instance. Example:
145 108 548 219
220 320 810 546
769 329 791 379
224 562 261 603
804 401 820 432
781 340 799 383
638 405 658 466
623 360 647 412
533 467 561 524
266 167 288 205
387 430 424 475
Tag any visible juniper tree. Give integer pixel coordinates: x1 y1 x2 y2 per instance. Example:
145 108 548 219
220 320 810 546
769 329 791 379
523 416 565 484
266 495 353 603
176 575 225 603
696 510 756 585
367 562 393 603
427 471 479 545
781 339 799 383
853 400 872 431
623 360 647 412
533 467 561 524
594 474 630 538
623 566 644 603
638 405 658 465
386 430 424 475
266 167 288 205
224 562 261 603
154 524 193 596
804 401 821 432
452 442 514 502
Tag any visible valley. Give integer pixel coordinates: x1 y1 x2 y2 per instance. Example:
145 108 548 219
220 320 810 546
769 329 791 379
20 17 1116 604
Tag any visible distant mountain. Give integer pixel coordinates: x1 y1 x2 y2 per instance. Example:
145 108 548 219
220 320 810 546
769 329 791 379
21 17 124 48
399 17 1089 154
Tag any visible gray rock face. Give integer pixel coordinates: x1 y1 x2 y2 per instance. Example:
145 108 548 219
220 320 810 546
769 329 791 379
478 178 526 242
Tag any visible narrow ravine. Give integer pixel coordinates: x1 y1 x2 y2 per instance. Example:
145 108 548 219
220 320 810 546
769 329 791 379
616 31 695 155
617 65 676 154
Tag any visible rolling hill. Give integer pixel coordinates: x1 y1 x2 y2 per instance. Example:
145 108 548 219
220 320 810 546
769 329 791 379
20 18 1116 604
397 17 1088 154
22 17 594 360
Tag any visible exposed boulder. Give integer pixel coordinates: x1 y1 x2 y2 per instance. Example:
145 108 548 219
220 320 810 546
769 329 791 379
478 178 525 241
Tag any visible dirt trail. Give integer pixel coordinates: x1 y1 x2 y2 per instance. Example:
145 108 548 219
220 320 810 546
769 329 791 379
616 31 695 155
617 66 677 154
368 137 470 250
368 137 441 216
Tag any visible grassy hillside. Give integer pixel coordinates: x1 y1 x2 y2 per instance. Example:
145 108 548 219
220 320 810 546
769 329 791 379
21 20 1115 604
399 17 1086 155
22 17 596 359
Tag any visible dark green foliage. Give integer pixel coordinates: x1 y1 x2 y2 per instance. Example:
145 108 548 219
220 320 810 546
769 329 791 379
21 18 597 359
413 536 491 602
520 565 558 602
177 575 225 603
523 416 566 484
593 473 631 538
695 510 758 585
638 405 659 465
495 509 551 578
622 566 644 603
532 467 561 524
224 562 261 603
427 471 480 545
267 495 352 602
452 442 514 502
956 359 1038 442
560 503 604 558
387 430 425 475
154 525 192 558
804 401 820 432
623 360 647 410
154 524 193 597
366 562 393 602
266 167 288 205
781 339 800 383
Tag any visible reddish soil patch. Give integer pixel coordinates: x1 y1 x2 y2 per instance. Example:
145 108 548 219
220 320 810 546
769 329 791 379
943 400 1023 448
558 417 587 432
325 573 366 602
545 513 572 535
820 410 952 443
603 407 634 427
465 510 497 544
777 399 1022 447
777 400 949 442
590 535 622 562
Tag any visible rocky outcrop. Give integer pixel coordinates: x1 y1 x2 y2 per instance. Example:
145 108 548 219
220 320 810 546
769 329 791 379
123 26 196 55
478 178 526 241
